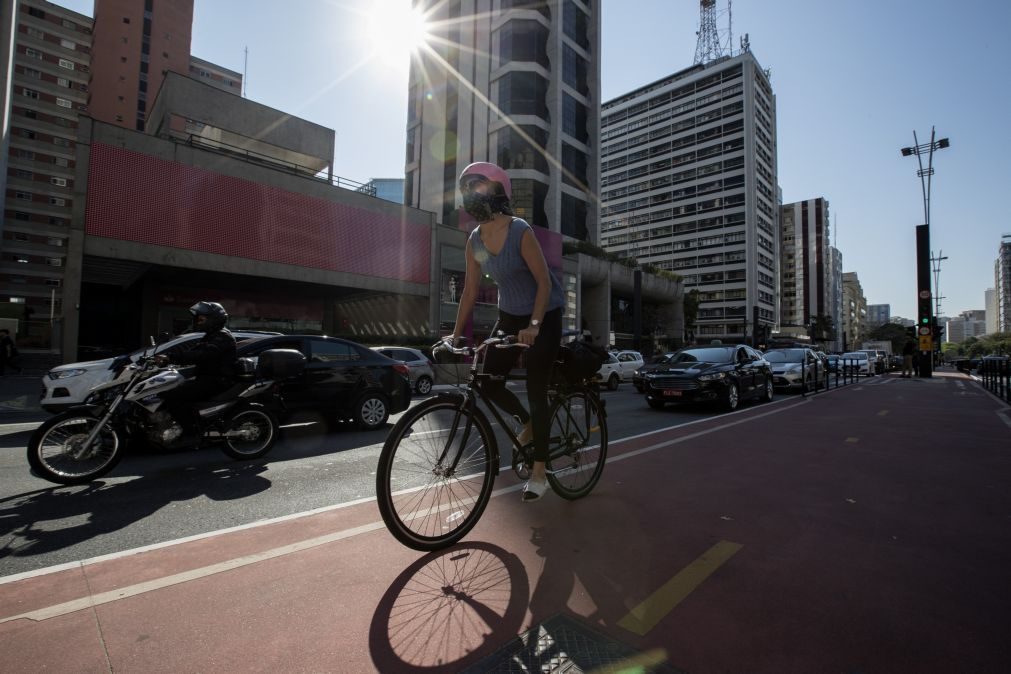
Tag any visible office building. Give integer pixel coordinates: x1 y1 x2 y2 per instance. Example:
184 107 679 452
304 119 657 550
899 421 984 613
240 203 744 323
867 304 890 328
780 198 834 341
997 236 1011 333
946 310 986 343
827 246 843 351
599 49 778 342
842 271 867 349
984 287 997 335
358 178 404 204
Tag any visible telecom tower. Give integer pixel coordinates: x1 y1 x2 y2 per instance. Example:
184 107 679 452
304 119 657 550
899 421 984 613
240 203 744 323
694 0 732 65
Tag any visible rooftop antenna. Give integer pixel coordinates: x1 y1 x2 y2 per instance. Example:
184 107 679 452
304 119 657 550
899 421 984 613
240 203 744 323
242 46 248 98
694 0 725 65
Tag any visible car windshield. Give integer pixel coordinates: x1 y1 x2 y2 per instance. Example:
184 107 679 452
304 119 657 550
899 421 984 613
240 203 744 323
762 349 806 363
841 352 868 360
670 347 733 364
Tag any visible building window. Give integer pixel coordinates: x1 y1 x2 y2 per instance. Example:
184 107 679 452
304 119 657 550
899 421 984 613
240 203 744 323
56 97 73 108
562 44 589 95
46 279 62 287
62 18 76 29
47 237 64 247
498 19 549 68
15 191 32 201
24 47 43 60
47 258 63 267
14 256 29 264
22 88 39 99
497 71 548 118
50 177 68 187
561 193 588 240
14 212 31 221
24 67 42 79
53 137 71 147
562 0 590 50
561 143 588 188
27 26 44 38
15 169 33 178
49 197 66 206
562 93 589 142
13 233 30 241
22 109 37 119
510 179 548 228
497 125 549 172
28 7 46 18
58 58 75 70
20 129 37 140
54 157 69 167
60 38 76 50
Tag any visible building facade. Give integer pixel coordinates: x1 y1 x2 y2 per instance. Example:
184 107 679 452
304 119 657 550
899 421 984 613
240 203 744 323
827 245 843 351
842 271 867 350
984 287 997 335
996 236 1011 333
599 50 778 342
358 178 404 204
946 310 986 344
1 0 92 349
779 198 833 343
867 304 890 328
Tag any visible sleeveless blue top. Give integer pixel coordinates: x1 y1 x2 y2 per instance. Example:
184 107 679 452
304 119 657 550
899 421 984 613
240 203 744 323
469 218 565 316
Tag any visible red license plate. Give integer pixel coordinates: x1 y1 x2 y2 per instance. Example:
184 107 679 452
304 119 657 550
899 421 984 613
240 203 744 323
662 389 682 397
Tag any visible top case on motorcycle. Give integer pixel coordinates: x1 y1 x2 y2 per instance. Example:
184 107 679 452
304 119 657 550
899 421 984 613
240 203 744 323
256 349 306 380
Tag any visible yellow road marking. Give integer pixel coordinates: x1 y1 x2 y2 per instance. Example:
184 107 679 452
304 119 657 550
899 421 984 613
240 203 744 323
845 437 859 443
617 540 742 636
877 410 889 416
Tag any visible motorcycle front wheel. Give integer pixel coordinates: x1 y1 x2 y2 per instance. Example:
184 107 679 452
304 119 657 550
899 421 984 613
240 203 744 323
219 405 278 460
27 411 123 485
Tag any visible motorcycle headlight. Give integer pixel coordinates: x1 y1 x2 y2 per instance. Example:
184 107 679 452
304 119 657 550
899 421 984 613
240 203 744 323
49 368 88 380
698 371 726 381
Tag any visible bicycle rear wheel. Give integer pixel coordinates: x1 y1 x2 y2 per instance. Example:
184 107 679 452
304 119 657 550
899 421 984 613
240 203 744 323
376 397 496 551
546 389 607 499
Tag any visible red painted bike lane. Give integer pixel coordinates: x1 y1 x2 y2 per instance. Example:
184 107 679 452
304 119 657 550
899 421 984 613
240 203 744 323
1 371 1009 673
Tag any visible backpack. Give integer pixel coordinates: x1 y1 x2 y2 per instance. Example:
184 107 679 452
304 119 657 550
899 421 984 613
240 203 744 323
557 341 608 385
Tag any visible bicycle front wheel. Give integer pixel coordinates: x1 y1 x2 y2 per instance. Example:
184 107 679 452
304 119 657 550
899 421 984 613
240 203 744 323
546 389 608 500
376 397 496 551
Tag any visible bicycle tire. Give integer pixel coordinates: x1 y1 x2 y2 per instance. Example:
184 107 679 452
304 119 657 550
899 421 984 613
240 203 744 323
376 396 497 551
546 388 607 500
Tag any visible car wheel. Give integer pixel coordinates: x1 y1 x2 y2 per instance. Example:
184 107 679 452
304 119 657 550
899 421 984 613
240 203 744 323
354 392 390 430
724 382 739 411
415 375 433 395
607 373 620 391
761 378 774 402
647 398 666 410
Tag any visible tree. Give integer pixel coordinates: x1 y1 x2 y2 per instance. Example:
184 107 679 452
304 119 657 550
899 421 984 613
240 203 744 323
683 289 700 345
810 314 835 343
867 322 910 353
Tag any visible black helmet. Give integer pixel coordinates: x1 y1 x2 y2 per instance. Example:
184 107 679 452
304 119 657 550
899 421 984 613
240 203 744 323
189 301 228 333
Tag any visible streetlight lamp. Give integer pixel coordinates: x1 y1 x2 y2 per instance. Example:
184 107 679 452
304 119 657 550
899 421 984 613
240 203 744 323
900 127 949 378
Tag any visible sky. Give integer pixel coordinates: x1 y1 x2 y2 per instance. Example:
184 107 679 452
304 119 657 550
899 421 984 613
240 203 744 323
54 0 1011 322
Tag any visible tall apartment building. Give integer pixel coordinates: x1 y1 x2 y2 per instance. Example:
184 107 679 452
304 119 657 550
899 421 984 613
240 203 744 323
406 0 599 241
2 0 92 348
984 287 997 335
827 245 843 351
780 198 832 336
88 0 194 131
867 304 890 328
996 236 1011 333
946 309 986 343
842 271 867 349
599 50 778 341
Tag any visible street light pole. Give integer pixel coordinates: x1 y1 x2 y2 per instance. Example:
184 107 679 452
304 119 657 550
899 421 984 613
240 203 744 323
901 127 950 378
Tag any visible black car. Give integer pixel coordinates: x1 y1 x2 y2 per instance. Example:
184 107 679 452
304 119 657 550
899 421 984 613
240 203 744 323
236 335 412 430
642 344 774 412
632 353 675 392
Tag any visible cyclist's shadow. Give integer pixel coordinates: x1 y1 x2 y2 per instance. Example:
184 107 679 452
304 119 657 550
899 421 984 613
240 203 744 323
368 542 530 673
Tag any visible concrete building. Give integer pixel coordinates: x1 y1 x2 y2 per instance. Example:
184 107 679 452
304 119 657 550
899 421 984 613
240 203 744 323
599 50 778 343
984 287 997 335
946 310 987 344
867 304 890 328
996 236 1011 333
358 178 404 204
827 246 843 351
842 271 867 350
780 198 833 344
1 0 92 350
405 0 681 351
188 55 241 96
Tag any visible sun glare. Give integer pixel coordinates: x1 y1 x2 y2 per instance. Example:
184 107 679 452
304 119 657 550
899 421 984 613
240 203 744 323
364 0 430 67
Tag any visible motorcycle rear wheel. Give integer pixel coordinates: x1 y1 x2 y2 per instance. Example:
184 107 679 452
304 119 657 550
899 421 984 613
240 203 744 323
219 406 278 460
27 411 123 485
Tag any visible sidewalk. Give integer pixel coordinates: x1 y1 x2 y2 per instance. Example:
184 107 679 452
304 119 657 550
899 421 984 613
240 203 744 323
1 372 1009 673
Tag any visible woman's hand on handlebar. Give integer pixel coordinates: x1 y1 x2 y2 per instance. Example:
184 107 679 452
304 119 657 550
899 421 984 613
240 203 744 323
517 325 539 346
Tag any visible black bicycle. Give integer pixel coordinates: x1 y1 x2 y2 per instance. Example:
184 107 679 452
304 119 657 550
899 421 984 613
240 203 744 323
376 334 608 551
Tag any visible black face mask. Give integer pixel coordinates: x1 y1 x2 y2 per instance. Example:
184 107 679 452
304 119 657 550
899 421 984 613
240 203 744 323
462 192 495 222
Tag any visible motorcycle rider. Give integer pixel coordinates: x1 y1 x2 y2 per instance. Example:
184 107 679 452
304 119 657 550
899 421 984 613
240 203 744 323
155 301 237 441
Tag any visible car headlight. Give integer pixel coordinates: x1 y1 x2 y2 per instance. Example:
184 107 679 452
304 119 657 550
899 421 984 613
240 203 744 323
698 372 726 381
49 368 88 380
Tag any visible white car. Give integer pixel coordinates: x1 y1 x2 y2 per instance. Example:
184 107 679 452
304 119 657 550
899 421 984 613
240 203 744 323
614 350 645 381
595 352 623 391
41 331 279 413
840 351 873 376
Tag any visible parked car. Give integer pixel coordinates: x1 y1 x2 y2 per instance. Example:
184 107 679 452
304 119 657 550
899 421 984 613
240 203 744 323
633 353 675 392
237 335 412 430
840 351 873 376
860 350 886 374
825 354 841 373
595 352 623 391
614 350 645 381
762 347 826 392
642 344 773 412
371 346 435 395
41 330 281 413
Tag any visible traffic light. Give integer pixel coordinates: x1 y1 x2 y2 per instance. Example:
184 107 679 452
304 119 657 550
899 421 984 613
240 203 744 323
932 318 943 344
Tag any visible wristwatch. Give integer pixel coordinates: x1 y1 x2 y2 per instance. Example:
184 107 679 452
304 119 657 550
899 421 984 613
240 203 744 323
530 319 541 327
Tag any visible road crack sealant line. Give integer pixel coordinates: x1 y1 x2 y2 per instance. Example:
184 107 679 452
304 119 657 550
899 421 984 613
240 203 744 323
0 396 816 623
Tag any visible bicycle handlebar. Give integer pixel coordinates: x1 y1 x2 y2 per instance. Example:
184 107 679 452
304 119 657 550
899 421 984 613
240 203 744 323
433 335 529 357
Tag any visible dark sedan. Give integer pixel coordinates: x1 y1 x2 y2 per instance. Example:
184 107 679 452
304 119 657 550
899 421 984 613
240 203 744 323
643 344 774 412
237 335 412 430
633 353 675 392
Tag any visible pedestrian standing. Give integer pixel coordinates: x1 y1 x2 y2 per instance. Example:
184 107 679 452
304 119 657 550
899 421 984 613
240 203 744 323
900 339 914 378
0 329 22 375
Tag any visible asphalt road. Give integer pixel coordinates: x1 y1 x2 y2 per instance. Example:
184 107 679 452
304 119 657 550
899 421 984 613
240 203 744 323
0 381 755 578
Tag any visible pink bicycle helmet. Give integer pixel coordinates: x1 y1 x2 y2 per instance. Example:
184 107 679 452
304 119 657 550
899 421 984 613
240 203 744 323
459 162 511 200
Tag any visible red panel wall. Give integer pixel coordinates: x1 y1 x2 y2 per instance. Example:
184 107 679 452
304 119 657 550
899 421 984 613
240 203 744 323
85 143 431 284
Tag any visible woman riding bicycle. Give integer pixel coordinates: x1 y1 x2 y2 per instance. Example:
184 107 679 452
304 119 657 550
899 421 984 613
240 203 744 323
450 161 565 501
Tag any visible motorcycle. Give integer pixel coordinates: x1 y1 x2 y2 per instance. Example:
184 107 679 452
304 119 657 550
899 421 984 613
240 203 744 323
27 341 306 485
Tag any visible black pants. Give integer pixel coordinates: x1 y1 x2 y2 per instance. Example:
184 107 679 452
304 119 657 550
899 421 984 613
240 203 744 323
160 378 229 428
479 307 562 463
